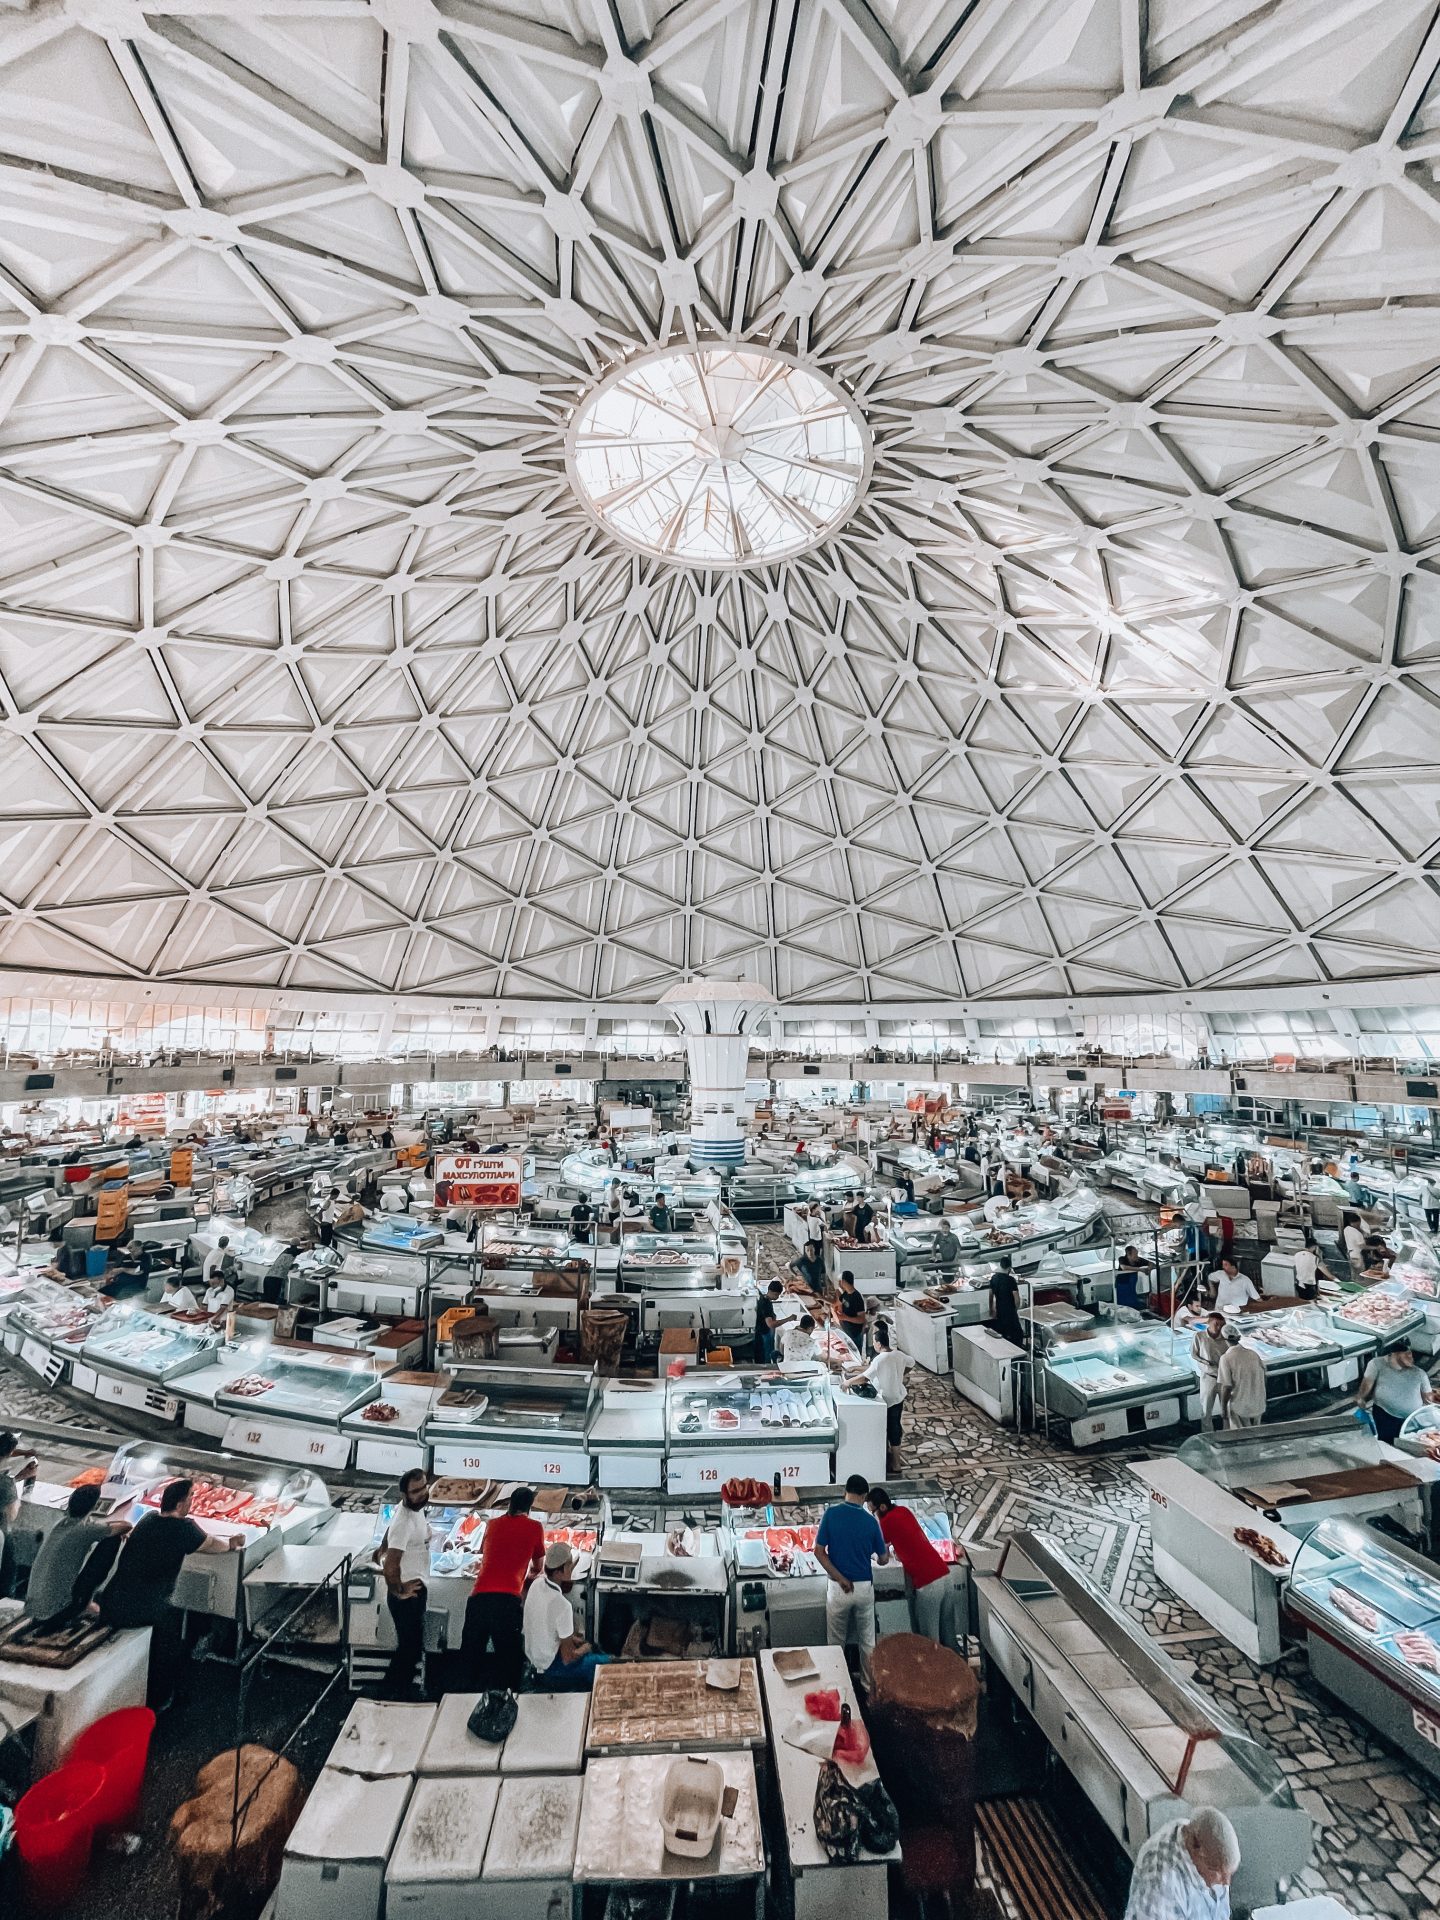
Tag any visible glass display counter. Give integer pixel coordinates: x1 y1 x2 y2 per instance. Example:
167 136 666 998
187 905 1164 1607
617 1231 719 1293
1289 1519 1440 1779
80 1303 223 1385
423 1362 597 1485
1330 1282 1426 1351
1041 1323 1197 1445
663 1367 836 1494
1220 1305 1372 1399
977 1530 1311 1911
214 1351 380 1428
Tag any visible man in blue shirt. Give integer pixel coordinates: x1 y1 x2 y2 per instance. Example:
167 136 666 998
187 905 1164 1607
814 1473 890 1686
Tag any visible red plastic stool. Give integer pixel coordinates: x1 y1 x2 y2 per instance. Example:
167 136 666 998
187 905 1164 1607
69 1706 157 1831
14 1761 106 1912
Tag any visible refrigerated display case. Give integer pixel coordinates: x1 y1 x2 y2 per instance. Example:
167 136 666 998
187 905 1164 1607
189 1217 295 1291
1383 1256 1440 1354
1041 1323 1198 1447
977 1530 1311 1911
477 1225 588 1286
1399 1404 1440 1462
211 1343 382 1468
616 1231 719 1293
423 1362 597 1485
79 1304 224 1386
1330 1283 1426 1352
1131 1407 1436 1664
1289 1520 1440 1780
664 1368 836 1495
724 1164 797 1220
6 1279 106 1376
1094 1152 1191 1206
105 1439 334 1623
1224 1305 1375 1399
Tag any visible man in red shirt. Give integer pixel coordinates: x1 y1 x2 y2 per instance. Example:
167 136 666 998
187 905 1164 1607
866 1486 953 1643
461 1486 545 1690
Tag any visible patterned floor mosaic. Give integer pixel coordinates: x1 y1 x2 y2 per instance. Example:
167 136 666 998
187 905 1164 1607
754 1219 1440 1920
1 1210 1436 1915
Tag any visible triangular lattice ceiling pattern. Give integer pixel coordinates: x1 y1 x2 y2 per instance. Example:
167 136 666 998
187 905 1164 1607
2 0 1440 1008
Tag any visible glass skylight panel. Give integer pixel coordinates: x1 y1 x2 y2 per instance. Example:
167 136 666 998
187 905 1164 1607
570 346 867 565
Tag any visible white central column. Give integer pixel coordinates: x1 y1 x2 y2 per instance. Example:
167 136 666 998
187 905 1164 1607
658 980 776 1167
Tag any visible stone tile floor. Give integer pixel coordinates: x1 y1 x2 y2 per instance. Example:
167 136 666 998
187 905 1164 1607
1 1208 1436 1915
753 1221 1440 1919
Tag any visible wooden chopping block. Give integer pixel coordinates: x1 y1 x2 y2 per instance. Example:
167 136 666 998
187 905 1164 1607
170 1744 305 1920
867 1633 978 1823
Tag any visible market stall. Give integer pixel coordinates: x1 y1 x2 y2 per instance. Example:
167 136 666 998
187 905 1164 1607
424 1362 598 1486
1039 1322 1199 1446
1289 1520 1440 1780
976 1530 1312 1912
1135 1413 1436 1662
663 1368 836 1495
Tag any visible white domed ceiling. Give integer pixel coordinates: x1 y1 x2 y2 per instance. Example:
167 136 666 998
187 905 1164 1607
1 0 1440 1009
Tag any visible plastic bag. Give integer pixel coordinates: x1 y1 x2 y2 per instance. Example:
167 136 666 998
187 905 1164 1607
804 1688 841 1721
832 1711 871 1767
467 1690 518 1745
856 1778 899 1854
813 1760 863 1862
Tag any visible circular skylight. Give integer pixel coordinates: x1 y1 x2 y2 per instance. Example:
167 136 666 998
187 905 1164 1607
568 346 869 566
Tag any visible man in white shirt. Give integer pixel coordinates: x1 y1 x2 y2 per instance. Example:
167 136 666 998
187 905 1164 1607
1423 1175 1440 1234
1290 1236 1335 1299
200 1237 231 1289
1209 1260 1258 1315
202 1276 235 1316
1342 1217 1368 1272
522 1541 612 1690
1217 1328 1267 1429
1125 1808 1239 1920
380 1468 432 1698
781 1315 820 1365
845 1321 909 1470
158 1275 200 1315
1191 1311 1228 1430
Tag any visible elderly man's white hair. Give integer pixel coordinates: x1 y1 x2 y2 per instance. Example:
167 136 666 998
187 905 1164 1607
1186 1807 1241 1870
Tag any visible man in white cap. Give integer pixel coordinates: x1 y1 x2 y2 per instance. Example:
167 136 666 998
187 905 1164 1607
1125 1807 1240 1919
521 1540 613 1691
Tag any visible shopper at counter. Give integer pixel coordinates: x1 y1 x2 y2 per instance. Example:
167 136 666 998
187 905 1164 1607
1423 1174 1440 1234
1217 1328 1267 1429
844 1321 909 1470
782 1314 820 1364
200 1236 234 1290
988 1267 1025 1348
462 1485 544 1691
1208 1259 1258 1315
1124 1807 1240 1920
158 1273 200 1315
933 1222 961 1276
1114 1244 1153 1310
1192 1312 1228 1430
97 1478 244 1711
1291 1233 1336 1299
25 1484 130 1629
833 1272 868 1344
754 1280 784 1363
1358 1341 1438 1442
379 1468 432 1699
815 1474 889 1687
866 1486 948 1641
522 1541 612 1691
789 1240 827 1293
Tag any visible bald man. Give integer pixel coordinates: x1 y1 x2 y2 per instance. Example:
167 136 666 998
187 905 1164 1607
1124 1808 1240 1920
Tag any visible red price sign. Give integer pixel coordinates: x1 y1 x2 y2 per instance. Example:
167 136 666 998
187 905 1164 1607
434 1152 523 1209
